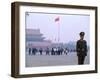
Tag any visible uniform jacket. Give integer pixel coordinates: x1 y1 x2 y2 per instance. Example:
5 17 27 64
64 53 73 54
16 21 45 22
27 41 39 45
76 40 87 56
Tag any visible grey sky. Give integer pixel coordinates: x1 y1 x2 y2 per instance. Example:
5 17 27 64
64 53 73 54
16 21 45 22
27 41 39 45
26 12 90 45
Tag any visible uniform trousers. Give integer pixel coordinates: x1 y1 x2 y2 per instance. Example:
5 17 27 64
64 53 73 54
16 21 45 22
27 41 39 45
78 55 85 65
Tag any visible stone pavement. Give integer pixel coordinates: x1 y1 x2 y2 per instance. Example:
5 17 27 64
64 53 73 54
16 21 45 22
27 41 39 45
26 52 89 67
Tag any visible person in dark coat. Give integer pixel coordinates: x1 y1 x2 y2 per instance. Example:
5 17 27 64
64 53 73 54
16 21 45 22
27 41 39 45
29 48 31 55
57 47 61 55
39 48 43 55
51 48 54 55
32 48 36 55
76 32 87 65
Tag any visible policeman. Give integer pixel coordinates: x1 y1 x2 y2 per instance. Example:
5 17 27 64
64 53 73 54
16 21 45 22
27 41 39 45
76 32 87 65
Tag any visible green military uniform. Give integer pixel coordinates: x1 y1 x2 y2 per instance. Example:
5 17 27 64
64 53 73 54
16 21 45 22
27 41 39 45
76 32 87 65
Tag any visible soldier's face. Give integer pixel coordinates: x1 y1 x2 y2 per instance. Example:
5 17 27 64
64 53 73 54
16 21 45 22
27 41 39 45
80 35 84 40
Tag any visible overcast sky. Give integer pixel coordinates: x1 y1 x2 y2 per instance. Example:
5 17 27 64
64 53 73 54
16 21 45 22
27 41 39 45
25 12 90 45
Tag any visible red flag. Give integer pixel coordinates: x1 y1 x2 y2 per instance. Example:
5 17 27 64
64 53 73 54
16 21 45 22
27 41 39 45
55 17 59 22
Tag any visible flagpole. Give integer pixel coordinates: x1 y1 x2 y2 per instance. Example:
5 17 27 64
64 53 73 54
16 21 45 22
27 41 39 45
55 17 60 44
58 21 60 43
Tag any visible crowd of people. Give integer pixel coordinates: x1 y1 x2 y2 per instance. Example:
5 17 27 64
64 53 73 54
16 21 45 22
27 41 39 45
27 47 73 56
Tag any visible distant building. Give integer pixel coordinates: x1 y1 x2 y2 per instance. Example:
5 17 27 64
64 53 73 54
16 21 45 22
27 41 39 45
26 29 52 50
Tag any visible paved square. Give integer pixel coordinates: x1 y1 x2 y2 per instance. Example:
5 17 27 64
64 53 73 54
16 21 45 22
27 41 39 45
26 51 89 67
